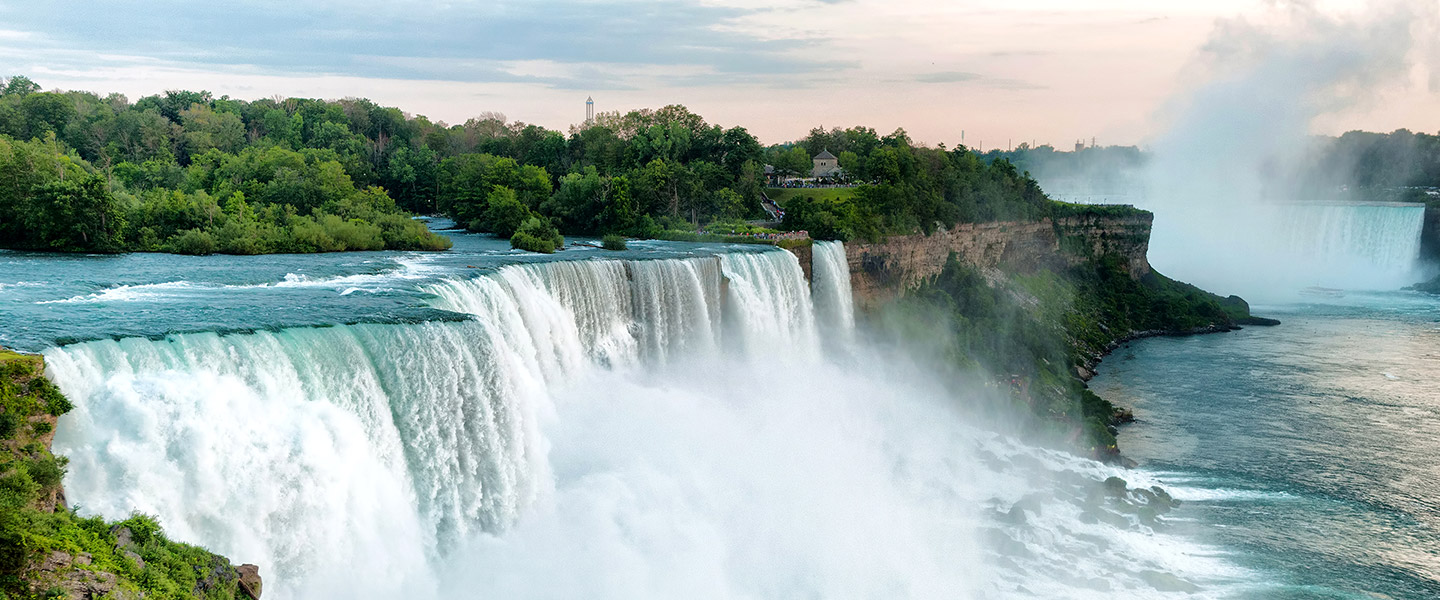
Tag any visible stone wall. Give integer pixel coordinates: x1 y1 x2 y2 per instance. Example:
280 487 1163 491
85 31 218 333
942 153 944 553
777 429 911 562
837 213 1154 310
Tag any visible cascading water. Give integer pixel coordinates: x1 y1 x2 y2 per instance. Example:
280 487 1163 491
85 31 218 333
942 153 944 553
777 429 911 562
1275 203 1427 277
1147 201 1428 299
812 241 856 336
47 246 1240 599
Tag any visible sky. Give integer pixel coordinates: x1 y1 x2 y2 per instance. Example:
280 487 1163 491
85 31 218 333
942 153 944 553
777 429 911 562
0 0 1435 146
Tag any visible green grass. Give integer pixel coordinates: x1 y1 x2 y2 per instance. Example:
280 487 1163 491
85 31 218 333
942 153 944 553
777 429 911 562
765 187 858 204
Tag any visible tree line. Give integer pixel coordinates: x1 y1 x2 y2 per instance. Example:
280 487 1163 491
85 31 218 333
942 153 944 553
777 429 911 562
0 74 1069 254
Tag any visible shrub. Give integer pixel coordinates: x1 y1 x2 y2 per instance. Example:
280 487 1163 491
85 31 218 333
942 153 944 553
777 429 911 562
164 229 216 255
117 513 163 546
601 234 627 251
510 231 555 253
26 455 66 490
215 221 264 255
510 217 564 253
0 412 16 439
375 214 452 251
318 215 385 251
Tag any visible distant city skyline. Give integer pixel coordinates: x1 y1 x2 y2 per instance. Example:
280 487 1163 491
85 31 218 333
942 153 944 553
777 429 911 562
1 0 1435 147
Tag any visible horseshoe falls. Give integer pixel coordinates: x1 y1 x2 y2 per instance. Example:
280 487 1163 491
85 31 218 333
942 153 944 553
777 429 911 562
1146 202 1428 299
21 243 1243 599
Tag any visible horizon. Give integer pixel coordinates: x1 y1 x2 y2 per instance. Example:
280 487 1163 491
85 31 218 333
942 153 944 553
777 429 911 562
3 0 1437 147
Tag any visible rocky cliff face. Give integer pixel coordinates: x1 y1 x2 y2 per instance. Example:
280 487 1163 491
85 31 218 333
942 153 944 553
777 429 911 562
839 213 1154 310
1423 207 1440 262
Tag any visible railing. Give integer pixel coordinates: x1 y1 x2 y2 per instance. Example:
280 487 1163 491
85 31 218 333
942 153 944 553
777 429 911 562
697 230 810 241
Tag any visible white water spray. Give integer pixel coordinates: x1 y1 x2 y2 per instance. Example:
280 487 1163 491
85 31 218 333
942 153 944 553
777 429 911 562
1138 0 1440 299
49 248 1242 599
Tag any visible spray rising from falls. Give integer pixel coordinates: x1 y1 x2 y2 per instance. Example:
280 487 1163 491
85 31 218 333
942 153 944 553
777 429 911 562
1136 1 1440 298
48 246 1241 598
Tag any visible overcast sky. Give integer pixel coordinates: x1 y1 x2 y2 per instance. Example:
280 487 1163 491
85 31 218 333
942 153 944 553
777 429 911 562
1 0 1434 146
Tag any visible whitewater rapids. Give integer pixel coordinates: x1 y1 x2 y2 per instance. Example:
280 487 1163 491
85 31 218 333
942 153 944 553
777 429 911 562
47 245 1241 598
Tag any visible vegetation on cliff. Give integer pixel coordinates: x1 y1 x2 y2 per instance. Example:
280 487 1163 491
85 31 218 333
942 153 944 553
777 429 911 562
0 350 258 599
885 254 1254 460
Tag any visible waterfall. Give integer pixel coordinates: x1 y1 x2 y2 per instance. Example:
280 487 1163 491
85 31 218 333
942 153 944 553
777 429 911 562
1148 202 1428 298
45 246 1239 599
45 249 818 598
1276 203 1426 275
811 241 855 336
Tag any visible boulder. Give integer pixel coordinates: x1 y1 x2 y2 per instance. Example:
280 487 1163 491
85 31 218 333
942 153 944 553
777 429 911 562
238 563 263 599
30 551 119 599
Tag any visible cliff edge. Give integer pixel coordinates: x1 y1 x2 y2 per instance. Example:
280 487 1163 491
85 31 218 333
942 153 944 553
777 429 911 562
0 349 262 600
791 205 1265 461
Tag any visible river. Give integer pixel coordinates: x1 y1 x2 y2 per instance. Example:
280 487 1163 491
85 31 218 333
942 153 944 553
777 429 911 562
1090 291 1440 599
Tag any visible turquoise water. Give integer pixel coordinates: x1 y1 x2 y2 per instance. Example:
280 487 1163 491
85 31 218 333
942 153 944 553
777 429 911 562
0 219 764 351
1090 292 1440 599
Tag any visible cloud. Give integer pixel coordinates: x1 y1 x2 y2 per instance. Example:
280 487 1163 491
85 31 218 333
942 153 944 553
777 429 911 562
913 71 1042 90
0 0 851 89
914 71 982 83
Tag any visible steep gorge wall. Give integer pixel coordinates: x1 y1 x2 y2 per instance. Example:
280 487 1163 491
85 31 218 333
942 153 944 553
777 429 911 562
836 213 1154 309
1423 207 1440 262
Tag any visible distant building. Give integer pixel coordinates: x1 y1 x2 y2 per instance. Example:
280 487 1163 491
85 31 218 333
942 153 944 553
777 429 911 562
811 149 842 178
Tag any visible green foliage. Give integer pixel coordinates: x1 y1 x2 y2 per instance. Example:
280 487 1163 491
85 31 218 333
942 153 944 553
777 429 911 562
0 75 1110 253
764 187 857 204
899 254 1243 458
476 187 531 237
165 229 217 255
510 217 564 253
600 234 628 251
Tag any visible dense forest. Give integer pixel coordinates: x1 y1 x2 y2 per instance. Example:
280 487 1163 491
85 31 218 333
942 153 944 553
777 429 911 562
0 74 1072 254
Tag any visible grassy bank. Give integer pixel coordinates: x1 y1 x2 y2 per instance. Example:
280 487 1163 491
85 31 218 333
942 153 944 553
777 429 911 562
765 187 858 204
0 351 258 600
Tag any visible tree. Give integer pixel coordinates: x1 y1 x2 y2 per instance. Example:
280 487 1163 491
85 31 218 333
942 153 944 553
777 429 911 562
1 76 40 97
478 186 530 237
23 175 126 252
179 104 245 159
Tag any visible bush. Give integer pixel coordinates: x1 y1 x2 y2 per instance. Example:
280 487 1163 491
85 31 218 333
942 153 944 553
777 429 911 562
510 217 564 253
601 234 627 251
318 215 385 251
25 455 65 490
375 214 452 251
164 229 216 255
510 231 556 253
0 412 16 439
215 221 264 255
